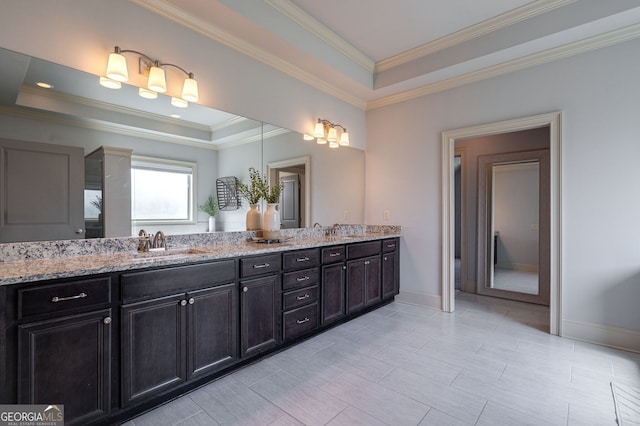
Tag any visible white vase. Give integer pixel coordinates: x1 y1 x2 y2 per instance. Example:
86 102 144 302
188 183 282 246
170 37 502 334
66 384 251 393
246 204 262 231
263 203 281 240
208 216 215 232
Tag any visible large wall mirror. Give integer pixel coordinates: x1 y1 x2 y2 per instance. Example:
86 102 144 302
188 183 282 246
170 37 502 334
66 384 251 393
477 149 550 305
0 46 365 243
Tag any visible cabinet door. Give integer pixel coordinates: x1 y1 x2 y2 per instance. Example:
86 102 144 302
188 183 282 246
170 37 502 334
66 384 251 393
365 256 382 307
321 263 346 324
18 309 111 426
240 275 280 357
121 294 186 405
346 260 365 314
382 252 399 299
187 284 238 380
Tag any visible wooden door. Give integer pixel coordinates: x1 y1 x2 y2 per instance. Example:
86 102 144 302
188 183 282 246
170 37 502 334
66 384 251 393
240 275 280 357
382 252 400 299
0 138 84 242
18 309 112 426
346 259 365 314
321 263 346 324
279 174 300 229
364 256 381 306
121 294 187 405
187 284 238 379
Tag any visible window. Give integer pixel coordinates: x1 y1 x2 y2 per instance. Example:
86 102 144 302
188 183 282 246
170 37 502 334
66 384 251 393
131 156 196 225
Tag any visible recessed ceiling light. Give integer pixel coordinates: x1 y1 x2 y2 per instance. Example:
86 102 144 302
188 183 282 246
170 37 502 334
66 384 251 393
36 82 53 89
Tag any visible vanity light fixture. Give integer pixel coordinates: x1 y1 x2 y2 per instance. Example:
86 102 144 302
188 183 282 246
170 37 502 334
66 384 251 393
312 118 349 147
100 46 199 106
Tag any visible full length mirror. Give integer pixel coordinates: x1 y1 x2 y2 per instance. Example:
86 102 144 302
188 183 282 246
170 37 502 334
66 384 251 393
0 46 364 243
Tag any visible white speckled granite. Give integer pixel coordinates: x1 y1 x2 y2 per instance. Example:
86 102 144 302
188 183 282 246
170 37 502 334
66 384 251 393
0 225 401 286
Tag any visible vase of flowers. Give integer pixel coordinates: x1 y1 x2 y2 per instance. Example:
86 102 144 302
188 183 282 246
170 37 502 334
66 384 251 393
237 167 264 231
198 195 218 232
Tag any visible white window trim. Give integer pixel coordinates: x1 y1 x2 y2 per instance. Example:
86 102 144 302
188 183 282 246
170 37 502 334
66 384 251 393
131 155 197 226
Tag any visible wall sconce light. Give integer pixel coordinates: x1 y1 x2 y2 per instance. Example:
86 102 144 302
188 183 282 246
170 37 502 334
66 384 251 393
100 46 199 107
311 118 349 148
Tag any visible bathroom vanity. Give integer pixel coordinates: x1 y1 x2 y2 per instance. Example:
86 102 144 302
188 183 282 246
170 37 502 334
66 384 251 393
0 229 400 425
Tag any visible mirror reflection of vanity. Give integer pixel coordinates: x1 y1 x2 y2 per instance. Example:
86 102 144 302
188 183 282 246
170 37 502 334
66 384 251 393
0 46 365 243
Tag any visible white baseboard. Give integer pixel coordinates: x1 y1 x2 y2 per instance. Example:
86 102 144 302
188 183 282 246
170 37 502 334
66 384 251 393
562 319 640 354
395 290 442 310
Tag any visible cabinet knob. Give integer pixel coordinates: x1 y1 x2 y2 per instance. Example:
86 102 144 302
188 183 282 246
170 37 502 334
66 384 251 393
103 317 112 325
243 286 249 293
384 257 388 261
343 265 346 270
74 228 84 234
180 300 188 306
188 298 195 305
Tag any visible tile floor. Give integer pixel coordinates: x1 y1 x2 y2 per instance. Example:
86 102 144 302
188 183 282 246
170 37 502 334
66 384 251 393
124 292 640 425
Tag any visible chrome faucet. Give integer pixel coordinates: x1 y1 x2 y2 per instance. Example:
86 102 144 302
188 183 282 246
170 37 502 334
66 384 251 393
313 223 322 228
152 231 166 250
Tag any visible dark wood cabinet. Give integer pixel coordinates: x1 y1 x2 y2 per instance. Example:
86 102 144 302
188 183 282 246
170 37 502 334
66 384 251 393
121 293 186 405
17 309 112 426
321 262 346 324
187 284 238 379
121 284 238 405
240 275 280 357
382 251 400 299
346 255 381 313
5 236 400 426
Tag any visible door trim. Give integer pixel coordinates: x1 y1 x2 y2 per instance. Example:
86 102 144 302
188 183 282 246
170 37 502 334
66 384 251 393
441 112 562 336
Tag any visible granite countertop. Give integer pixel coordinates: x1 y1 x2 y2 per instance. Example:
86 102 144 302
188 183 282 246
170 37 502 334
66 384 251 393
0 232 401 286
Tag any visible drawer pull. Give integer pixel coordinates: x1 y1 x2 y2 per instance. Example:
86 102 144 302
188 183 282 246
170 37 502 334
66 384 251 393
253 263 270 269
329 252 341 257
387 243 396 248
51 292 87 303
296 294 310 301
296 276 310 282
296 317 310 324
296 256 310 262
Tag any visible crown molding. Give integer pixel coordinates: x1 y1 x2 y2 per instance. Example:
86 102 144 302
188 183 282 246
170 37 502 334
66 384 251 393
367 22 640 110
265 0 375 73
376 0 576 73
129 0 367 109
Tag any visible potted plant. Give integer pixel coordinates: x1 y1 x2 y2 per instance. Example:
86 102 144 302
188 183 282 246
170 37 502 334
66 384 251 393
198 195 218 232
236 167 265 231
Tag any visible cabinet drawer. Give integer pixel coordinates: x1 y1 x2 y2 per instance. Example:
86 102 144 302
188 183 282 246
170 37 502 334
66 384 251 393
382 238 398 253
121 260 235 301
282 267 319 291
283 286 318 310
347 240 381 259
18 276 111 319
240 254 281 278
283 303 318 341
283 248 319 271
322 245 345 264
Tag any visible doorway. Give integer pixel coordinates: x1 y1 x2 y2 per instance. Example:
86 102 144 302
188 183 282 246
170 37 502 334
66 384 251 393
442 112 562 335
267 156 311 228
